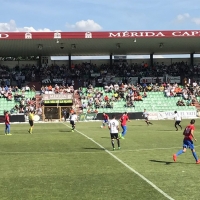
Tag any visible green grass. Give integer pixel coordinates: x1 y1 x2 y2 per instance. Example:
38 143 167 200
0 119 200 200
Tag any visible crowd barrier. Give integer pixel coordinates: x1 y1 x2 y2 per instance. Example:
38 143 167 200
79 110 197 121
148 110 197 120
0 110 197 123
96 112 144 120
77 112 144 121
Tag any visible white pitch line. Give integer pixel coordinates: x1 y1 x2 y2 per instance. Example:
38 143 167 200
62 123 174 200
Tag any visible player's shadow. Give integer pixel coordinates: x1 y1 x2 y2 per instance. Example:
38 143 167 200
59 130 72 133
149 159 176 165
150 159 193 165
132 125 144 126
83 147 104 151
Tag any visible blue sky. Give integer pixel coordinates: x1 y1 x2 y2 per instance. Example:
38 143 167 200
0 0 200 59
0 0 200 32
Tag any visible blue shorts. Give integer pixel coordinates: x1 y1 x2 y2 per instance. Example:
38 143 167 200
103 120 108 123
183 139 194 150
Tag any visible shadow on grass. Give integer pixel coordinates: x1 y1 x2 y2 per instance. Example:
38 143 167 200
150 159 195 165
149 159 177 165
59 130 72 133
83 147 104 151
132 125 145 126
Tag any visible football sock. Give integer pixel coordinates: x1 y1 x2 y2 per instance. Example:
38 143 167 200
176 150 184 156
8 125 10 133
117 139 120 147
192 152 198 161
179 125 182 129
111 140 115 148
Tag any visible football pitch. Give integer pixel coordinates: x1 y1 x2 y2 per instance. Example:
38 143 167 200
1 119 200 200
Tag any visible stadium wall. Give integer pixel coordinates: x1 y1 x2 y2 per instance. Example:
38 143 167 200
0 110 197 124
147 110 197 120
96 112 144 120
0 114 25 123
96 110 197 121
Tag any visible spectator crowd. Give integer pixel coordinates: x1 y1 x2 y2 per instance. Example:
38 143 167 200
1 60 200 115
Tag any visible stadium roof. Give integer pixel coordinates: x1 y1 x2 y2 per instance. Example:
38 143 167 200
0 30 200 57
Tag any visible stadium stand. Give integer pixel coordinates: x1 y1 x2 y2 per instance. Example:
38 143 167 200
0 89 36 115
78 83 198 114
1 61 200 117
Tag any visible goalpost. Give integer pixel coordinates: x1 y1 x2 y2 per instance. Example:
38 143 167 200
42 106 72 121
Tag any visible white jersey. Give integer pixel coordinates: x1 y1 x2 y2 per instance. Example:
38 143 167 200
109 119 119 133
143 111 149 118
174 113 181 121
70 114 78 121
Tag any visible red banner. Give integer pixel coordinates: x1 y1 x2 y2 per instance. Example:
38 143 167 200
0 30 200 40
42 94 73 100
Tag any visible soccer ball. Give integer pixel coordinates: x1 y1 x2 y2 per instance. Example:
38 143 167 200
100 125 103 128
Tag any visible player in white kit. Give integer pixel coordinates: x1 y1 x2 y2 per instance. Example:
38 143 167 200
70 112 78 132
108 115 120 151
174 111 182 131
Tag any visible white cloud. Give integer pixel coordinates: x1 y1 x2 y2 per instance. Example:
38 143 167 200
66 19 102 31
191 18 200 25
176 13 190 22
0 20 16 31
174 13 200 26
0 20 51 32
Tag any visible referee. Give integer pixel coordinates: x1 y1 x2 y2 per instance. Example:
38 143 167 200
28 111 34 134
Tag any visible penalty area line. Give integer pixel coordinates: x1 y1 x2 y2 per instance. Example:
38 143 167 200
62 123 174 200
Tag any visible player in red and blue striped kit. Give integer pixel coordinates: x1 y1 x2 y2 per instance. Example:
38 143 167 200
119 112 130 139
173 119 200 164
102 112 109 128
5 111 12 135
